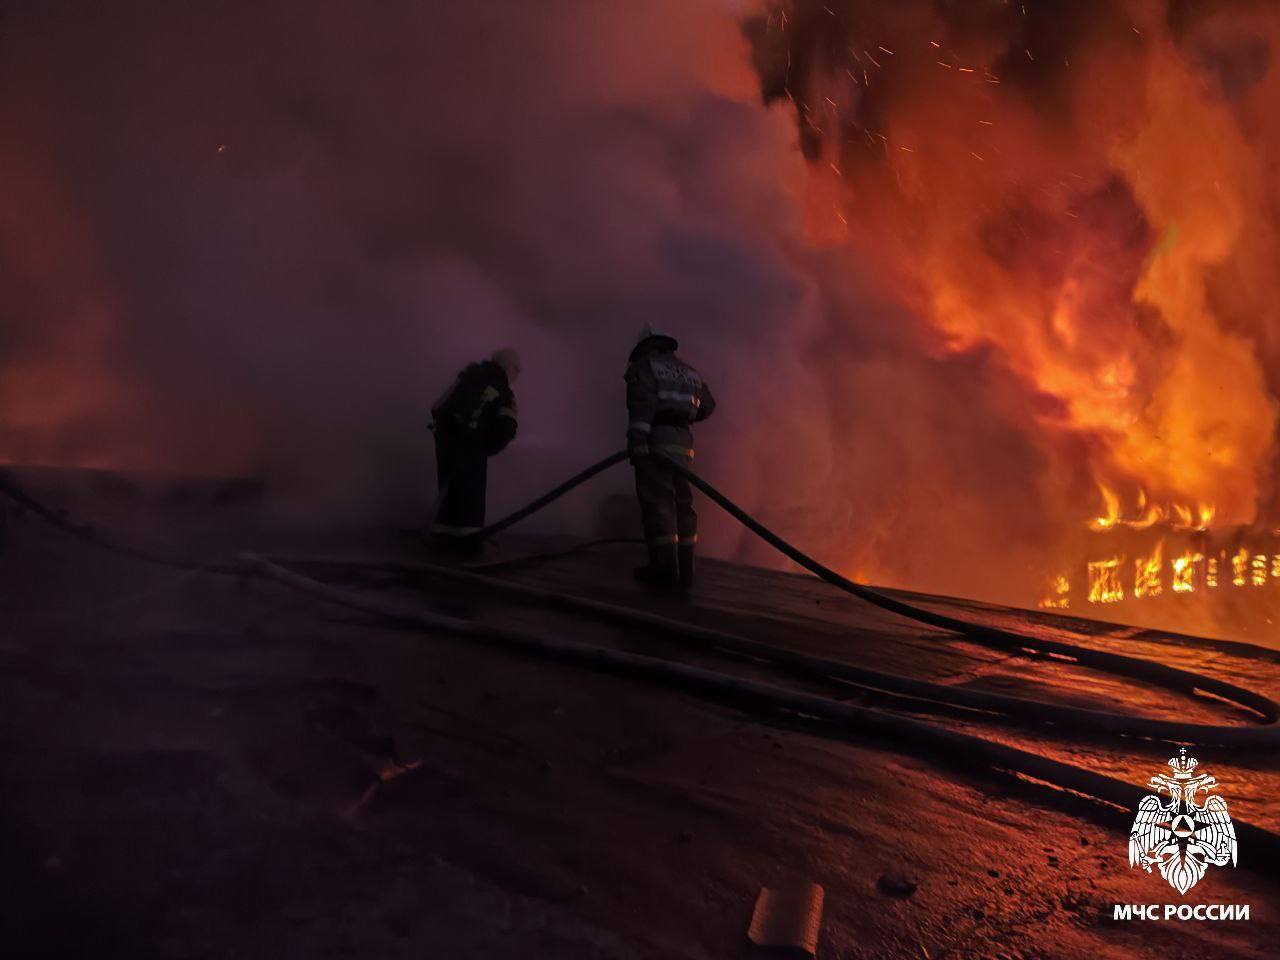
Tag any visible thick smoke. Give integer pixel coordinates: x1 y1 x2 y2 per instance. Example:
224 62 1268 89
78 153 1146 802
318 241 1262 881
0 1 815 537
7 0 1280 610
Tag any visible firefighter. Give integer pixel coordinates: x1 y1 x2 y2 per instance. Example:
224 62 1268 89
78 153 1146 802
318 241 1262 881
430 348 520 541
625 325 715 590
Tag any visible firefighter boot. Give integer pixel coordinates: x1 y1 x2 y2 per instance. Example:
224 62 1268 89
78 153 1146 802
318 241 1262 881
677 543 695 592
634 541 678 591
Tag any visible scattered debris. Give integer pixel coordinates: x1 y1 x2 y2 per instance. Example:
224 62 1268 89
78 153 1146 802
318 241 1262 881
344 758 425 820
877 872 918 899
748 882 824 955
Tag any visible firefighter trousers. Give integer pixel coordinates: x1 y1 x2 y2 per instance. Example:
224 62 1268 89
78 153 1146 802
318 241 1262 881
433 429 488 534
633 455 697 549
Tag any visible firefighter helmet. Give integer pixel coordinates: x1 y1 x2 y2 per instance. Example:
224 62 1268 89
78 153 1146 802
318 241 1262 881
634 323 678 355
491 347 522 383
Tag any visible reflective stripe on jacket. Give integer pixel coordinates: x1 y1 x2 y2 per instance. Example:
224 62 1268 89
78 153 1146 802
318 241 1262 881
433 360 518 455
625 349 715 458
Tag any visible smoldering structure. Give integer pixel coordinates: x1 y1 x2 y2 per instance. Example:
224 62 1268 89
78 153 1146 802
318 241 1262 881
747 0 1280 636
3 9 1280 958
5 1 1280 634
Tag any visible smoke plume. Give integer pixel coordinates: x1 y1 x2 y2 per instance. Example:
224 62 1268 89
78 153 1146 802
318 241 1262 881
6 1 1280 611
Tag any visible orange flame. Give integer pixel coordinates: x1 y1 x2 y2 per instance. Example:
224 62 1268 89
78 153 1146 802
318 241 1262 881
1087 557 1124 604
1134 540 1164 599
1171 550 1202 594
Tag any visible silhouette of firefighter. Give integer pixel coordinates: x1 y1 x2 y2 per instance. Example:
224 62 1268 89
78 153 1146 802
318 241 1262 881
430 348 520 539
625 325 716 590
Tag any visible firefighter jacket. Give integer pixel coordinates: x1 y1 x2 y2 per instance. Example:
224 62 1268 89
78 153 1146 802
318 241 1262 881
432 360 518 456
625 348 715 462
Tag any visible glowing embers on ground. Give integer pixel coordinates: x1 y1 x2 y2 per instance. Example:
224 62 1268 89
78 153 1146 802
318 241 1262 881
1042 538 1280 609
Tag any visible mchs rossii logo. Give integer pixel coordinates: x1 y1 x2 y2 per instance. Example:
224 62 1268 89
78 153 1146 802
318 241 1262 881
1129 748 1237 894
1113 749 1248 922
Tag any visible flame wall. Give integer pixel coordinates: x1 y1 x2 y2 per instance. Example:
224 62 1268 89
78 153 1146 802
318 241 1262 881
5 1 1280 621
747 0 1280 610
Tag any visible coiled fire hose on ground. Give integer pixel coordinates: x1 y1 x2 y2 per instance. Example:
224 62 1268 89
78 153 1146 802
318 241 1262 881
3 456 1280 866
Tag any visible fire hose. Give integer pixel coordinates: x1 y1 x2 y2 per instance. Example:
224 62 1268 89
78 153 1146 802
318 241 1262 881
258 555 1279 747
3 456 1280 864
419 451 1280 743
241 552 1280 867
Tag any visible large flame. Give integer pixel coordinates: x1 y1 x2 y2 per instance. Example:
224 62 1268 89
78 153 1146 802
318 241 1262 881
10 1 1280 631
746 1 1280 622
758 2 1280 533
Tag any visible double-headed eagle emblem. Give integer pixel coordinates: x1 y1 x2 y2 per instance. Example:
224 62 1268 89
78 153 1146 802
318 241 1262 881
1128 748 1237 894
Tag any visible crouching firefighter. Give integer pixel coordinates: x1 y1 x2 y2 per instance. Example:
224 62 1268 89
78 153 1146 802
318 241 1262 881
626 325 716 590
430 349 521 541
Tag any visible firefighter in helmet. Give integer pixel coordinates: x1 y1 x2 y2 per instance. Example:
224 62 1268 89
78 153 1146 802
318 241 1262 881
625 325 716 590
430 348 520 540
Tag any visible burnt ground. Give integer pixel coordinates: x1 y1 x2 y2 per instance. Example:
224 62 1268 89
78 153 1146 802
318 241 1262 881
1 487 1278 959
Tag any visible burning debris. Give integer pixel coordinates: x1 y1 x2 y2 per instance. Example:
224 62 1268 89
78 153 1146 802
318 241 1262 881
1086 557 1125 606
748 1 1280 617
1041 482 1280 614
1046 536 1280 611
